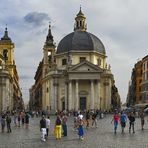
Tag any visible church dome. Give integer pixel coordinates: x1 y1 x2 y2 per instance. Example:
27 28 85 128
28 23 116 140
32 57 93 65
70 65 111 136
57 8 105 54
56 31 106 54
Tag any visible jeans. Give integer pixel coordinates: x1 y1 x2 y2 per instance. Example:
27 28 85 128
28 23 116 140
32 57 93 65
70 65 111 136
7 123 11 132
92 119 97 127
114 121 118 132
62 124 67 136
129 122 135 133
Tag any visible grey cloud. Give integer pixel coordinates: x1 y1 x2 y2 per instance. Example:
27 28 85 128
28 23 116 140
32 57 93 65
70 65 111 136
24 12 50 26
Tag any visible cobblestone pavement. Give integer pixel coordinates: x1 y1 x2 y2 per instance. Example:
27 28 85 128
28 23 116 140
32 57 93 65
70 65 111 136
0 115 148 148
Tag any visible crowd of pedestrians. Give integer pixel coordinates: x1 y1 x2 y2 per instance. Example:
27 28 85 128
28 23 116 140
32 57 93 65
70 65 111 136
0 108 148 143
0 110 31 133
39 109 107 142
111 109 147 134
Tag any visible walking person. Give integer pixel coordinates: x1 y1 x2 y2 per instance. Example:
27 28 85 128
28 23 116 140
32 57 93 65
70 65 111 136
139 109 145 130
54 115 62 140
120 111 127 133
46 116 50 138
13 112 17 127
92 111 98 128
128 112 135 133
111 110 120 134
1 114 6 133
40 115 47 142
78 118 84 140
86 110 90 128
17 112 21 127
73 114 78 131
25 112 30 129
6 114 12 133
21 111 25 125
62 113 68 137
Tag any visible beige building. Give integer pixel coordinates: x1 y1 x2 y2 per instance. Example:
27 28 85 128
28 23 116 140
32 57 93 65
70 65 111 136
30 8 120 112
141 55 148 103
0 27 23 113
0 54 13 112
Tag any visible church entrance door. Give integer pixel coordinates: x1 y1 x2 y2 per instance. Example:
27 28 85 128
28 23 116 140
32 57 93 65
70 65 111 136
62 101 65 111
80 97 86 111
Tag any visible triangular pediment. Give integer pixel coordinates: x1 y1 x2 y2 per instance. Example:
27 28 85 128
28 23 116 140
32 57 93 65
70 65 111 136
69 60 103 72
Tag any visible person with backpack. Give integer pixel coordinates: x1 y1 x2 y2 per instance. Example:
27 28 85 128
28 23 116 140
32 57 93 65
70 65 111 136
54 115 62 140
120 111 127 133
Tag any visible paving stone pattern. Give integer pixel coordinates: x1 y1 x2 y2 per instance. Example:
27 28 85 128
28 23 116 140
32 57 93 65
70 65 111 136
0 115 148 148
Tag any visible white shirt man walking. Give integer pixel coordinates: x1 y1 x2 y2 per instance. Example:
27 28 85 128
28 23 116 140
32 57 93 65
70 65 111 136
46 116 50 138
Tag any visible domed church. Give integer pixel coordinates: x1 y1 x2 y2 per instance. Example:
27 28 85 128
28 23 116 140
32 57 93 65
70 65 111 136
29 8 121 112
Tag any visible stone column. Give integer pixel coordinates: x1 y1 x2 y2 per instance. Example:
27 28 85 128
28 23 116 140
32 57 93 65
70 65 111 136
64 81 68 110
75 80 79 110
90 80 95 110
68 80 72 110
50 79 54 110
104 81 109 110
97 80 100 109
53 78 58 110
107 80 111 110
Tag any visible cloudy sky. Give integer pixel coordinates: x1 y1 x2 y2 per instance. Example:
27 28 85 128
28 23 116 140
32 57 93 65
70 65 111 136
0 0 147 104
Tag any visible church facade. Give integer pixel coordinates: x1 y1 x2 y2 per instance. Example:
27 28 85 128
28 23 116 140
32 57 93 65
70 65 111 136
30 8 120 112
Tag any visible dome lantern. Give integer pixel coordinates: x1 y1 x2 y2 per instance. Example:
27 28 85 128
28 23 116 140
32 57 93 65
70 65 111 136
74 7 87 31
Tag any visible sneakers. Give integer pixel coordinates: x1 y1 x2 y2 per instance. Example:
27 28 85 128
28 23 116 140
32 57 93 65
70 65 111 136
79 136 84 140
41 138 46 142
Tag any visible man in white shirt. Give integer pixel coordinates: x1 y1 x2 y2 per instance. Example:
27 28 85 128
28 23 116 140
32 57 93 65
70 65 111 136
78 112 83 120
46 116 50 137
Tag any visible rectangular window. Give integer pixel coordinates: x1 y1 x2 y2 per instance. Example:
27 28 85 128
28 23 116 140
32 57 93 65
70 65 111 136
80 57 86 62
62 59 67 65
143 63 145 71
97 58 101 66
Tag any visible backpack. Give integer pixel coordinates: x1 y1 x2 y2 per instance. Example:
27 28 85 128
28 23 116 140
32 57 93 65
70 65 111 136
56 118 61 125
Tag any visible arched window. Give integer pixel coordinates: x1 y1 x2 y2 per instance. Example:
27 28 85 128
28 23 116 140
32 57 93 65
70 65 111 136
3 49 8 60
80 21 82 26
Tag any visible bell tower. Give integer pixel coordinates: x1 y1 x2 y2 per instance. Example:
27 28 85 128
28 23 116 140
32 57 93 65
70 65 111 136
74 7 87 31
43 23 56 77
0 27 15 75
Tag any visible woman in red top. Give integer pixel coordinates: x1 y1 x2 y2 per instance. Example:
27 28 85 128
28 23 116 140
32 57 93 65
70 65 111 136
111 111 119 134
